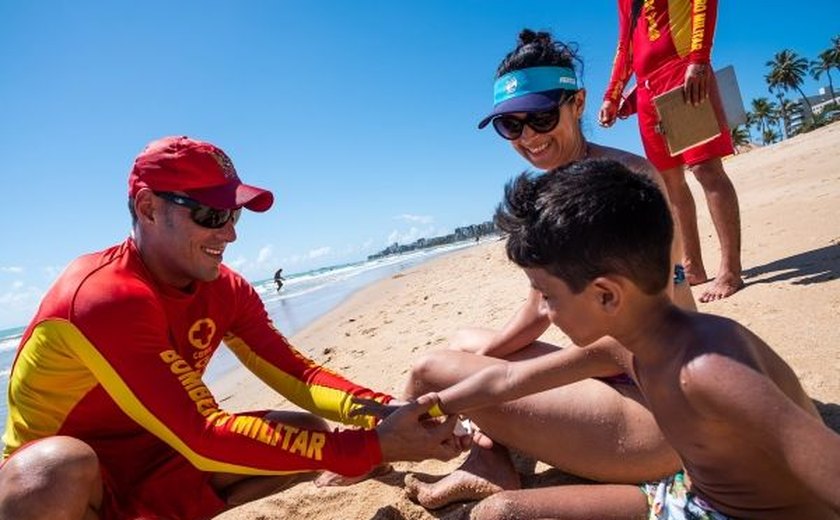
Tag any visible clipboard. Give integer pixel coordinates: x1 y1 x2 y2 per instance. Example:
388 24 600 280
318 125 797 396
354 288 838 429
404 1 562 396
653 85 721 156
715 65 747 128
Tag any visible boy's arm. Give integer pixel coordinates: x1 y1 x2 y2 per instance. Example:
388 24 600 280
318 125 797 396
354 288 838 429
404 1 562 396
437 335 631 415
686 354 840 509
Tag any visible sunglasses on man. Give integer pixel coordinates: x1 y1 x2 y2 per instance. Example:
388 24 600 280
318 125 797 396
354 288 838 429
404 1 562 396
155 192 241 229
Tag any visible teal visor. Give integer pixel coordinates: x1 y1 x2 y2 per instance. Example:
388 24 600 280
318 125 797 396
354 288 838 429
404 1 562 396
478 66 578 129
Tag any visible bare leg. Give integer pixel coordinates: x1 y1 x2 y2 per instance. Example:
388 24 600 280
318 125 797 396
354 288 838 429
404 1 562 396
210 411 327 505
659 166 708 286
405 443 521 509
313 460 393 488
470 484 648 520
690 158 744 302
401 340 679 509
0 436 104 520
671 278 696 311
447 326 505 355
664 183 697 312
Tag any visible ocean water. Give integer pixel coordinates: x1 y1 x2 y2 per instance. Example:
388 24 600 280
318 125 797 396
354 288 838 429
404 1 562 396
0 326 24 446
202 239 483 381
0 239 485 441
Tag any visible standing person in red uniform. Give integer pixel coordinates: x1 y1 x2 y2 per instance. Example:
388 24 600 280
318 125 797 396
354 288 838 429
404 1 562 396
0 136 462 520
599 0 744 302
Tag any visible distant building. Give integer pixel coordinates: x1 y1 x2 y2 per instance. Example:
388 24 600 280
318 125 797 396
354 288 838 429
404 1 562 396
789 86 840 134
367 220 497 261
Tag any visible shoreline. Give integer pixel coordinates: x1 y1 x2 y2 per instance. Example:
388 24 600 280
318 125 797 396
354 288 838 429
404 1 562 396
210 239 502 409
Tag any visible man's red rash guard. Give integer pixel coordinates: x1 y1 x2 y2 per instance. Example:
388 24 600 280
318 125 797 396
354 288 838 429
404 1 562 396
3 238 392 480
605 0 719 103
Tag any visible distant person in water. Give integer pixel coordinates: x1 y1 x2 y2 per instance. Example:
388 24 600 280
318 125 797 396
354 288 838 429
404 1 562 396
274 268 285 292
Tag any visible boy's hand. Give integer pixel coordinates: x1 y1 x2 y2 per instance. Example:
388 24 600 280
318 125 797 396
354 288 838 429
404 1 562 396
376 393 465 463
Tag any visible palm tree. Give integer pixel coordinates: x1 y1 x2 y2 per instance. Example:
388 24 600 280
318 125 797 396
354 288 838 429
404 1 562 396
810 50 837 105
761 128 780 146
766 49 814 116
830 35 840 72
779 98 800 137
768 89 788 139
750 97 775 135
743 111 757 142
730 125 751 151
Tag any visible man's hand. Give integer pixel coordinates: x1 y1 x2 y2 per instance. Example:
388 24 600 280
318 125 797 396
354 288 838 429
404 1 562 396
599 99 618 127
350 397 406 422
683 63 710 106
376 393 465 463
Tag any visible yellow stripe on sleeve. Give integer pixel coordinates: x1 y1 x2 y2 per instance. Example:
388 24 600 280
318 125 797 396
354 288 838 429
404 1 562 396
54 321 299 475
225 335 375 428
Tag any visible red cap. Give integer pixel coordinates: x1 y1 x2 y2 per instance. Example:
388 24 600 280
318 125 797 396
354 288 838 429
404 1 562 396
128 136 274 212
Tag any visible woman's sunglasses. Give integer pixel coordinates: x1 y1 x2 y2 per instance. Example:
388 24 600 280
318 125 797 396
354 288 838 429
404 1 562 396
155 192 241 229
491 108 561 140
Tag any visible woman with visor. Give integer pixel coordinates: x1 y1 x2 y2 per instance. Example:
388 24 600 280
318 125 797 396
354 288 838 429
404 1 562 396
402 29 695 518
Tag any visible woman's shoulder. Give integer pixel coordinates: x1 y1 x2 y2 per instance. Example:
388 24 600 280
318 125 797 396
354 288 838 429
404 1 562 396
587 143 655 177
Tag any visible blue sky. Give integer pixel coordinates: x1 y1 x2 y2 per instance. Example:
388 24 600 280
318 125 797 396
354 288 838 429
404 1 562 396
1 1 838 329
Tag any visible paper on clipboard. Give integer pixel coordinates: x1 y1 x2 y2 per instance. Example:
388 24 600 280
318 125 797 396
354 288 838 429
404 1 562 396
653 85 721 156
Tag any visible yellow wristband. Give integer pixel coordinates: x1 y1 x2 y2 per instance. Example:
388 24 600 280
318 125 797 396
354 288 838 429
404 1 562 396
427 402 444 418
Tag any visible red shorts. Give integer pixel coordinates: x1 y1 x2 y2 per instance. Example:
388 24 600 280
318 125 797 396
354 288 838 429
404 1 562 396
636 59 734 171
101 452 227 520
2 439 227 520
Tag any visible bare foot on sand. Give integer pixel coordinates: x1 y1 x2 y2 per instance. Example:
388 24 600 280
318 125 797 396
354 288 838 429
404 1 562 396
699 272 745 303
314 463 393 487
404 445 520 509
684 264 709 287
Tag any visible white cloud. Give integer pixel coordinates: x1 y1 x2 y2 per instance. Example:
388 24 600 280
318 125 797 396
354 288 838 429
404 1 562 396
0 283 46 329
337 239 375 256
43 265 66 280
221 244 279 280
387 226 430 245
256 245 274 265
226 255 248 271
308 246 331 259
0 267 23 274
395 214 433 225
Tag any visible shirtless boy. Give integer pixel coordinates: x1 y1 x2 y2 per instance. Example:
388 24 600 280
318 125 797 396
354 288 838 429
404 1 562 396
416 159 840 519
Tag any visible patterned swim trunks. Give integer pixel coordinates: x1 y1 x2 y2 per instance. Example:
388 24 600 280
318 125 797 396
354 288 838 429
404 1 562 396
673 264 686 285
641 471 731 520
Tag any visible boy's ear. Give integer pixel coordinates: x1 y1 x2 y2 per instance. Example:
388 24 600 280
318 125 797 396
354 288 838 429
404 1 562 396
590 276 623 315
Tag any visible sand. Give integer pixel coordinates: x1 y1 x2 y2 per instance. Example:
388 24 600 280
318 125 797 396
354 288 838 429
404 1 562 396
214 122 840 520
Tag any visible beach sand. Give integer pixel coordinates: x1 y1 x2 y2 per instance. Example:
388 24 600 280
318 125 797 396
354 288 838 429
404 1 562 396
214 122 840 520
